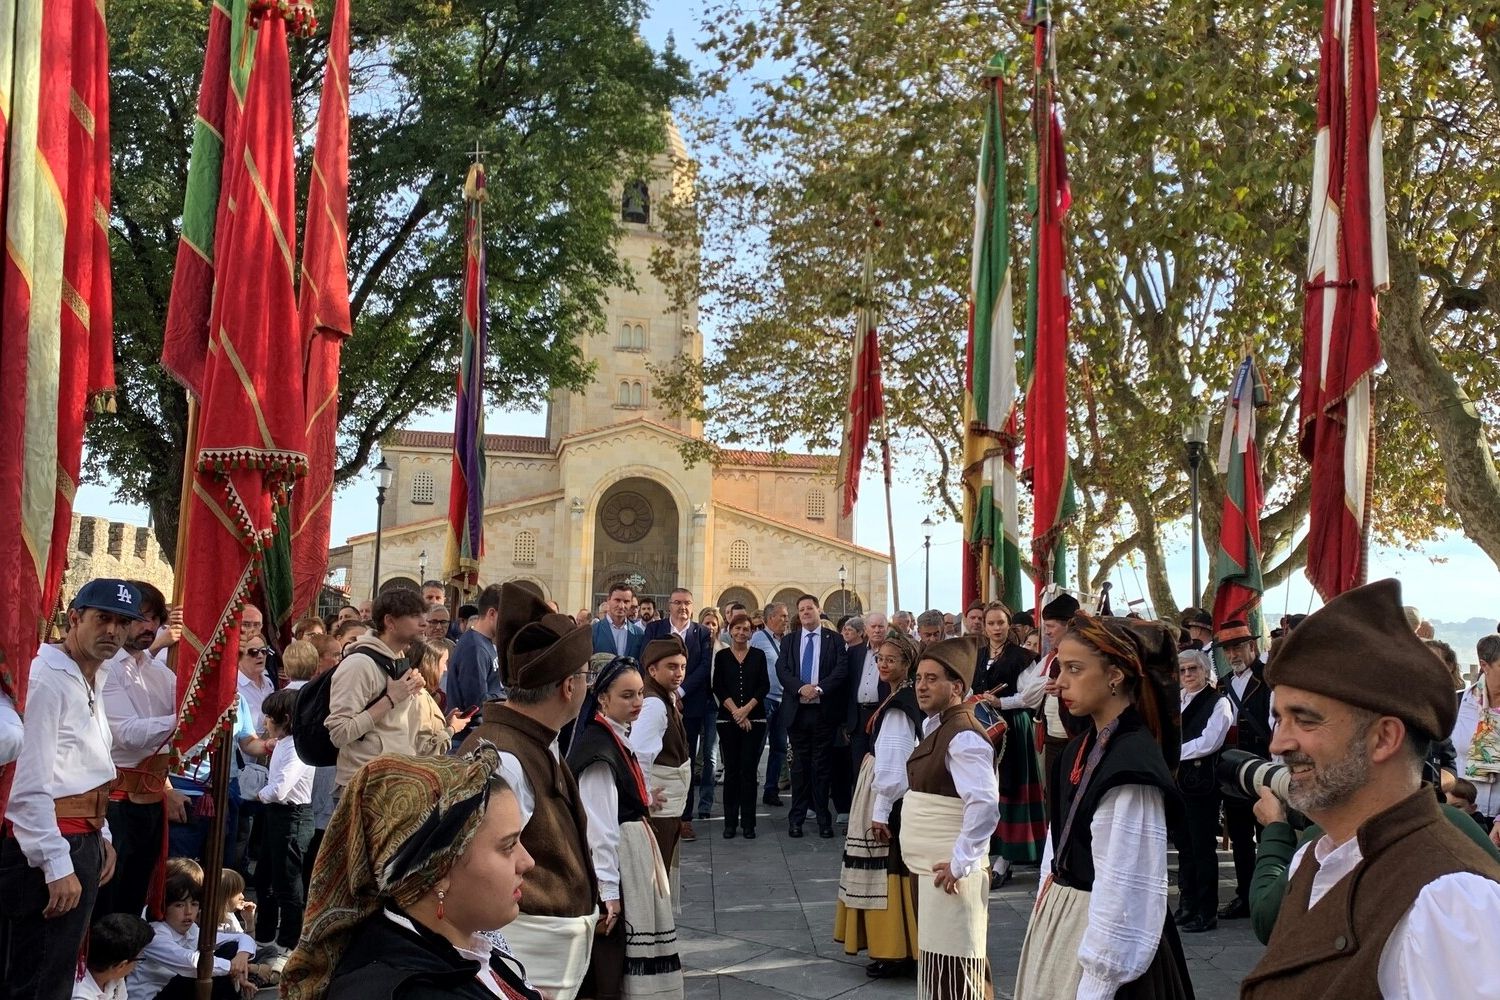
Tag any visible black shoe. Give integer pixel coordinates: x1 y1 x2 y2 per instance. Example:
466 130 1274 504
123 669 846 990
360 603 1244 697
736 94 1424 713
788 823 804 838
1181 914 1218 933
723 827 736 839
1218 896 1249 920
697 812 711 821
743 828 756 839
866 961 888 979
762 792 783 807
1174 907 1193 926
818 825 835 839
868 959 915 979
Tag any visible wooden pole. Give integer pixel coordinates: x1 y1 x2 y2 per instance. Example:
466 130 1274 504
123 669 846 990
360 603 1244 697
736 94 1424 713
194 727 232 1000
880 436 900 613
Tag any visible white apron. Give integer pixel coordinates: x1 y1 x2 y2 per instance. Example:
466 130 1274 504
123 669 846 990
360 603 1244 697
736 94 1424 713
900 790 989 1000
500 911 599 1000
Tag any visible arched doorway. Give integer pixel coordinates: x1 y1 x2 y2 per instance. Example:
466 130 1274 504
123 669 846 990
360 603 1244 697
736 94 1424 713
379 576 420 595
507 578 546 600
769 587 805 613
716 586 758 613
592 477 680 607
824 589 863 617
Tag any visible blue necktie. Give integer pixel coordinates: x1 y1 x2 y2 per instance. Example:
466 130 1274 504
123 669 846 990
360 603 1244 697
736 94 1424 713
801 631 815 685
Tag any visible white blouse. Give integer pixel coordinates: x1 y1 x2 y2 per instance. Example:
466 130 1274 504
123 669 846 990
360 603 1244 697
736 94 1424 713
1037 784 1169 1000
577 718 634 902
871 705 918 823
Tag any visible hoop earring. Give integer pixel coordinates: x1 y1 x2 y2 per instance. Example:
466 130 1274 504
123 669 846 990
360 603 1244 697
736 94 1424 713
436 889 446 921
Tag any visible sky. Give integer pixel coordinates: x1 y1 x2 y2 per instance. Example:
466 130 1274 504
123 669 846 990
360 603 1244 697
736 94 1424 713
72 2 1500 639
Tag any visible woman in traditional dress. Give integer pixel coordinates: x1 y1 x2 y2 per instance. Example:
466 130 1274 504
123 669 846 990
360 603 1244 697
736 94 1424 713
1013 614 1192 1000
567 657 684 1000
712 613 769 839
281 745 545 1000
834 632 923 980
972 601 1046 885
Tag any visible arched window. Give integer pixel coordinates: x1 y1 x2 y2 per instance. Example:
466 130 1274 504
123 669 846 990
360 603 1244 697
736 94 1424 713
634 323 647 349
728 539 750 571
513 530 537 567
411 470 435 505
620 322 633 346
618 380 632 405
631 381 644 408
805 489 827 520
621 180 650 224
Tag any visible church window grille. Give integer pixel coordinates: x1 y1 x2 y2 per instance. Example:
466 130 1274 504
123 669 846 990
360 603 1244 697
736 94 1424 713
513 530 537 567
805 489 827 521
411 470 435 505
729 539 750 571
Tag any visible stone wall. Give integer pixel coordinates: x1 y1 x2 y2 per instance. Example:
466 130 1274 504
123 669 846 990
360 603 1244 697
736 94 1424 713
61 515 174 603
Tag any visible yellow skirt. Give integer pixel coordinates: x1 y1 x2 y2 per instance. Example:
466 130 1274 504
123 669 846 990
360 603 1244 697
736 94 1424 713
833 874 918 961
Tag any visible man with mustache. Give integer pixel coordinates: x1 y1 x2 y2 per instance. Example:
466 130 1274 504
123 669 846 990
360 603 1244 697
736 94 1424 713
1241 580 1500 998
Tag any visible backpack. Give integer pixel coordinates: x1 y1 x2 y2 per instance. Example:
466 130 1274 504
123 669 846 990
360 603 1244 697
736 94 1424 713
292 645 405 767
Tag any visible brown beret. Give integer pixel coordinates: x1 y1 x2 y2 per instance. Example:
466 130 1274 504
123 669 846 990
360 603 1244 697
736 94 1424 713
496 582 591 690
1265 578 1456 740
921 638 977 690
641 637 686 669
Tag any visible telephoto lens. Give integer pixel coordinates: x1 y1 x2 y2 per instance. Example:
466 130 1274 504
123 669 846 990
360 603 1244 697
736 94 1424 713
1216 748 1292 803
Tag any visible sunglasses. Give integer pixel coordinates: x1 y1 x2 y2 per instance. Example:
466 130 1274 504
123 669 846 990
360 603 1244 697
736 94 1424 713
243 647 270 657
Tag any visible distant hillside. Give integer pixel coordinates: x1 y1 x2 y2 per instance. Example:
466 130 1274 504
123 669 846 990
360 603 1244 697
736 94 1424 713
1432 617 1498 671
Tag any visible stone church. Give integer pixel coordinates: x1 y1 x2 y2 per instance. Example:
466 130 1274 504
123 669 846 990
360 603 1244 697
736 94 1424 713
335 123 890 617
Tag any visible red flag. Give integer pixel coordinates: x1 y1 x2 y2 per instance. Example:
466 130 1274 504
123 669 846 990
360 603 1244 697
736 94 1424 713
1022 2 1076 608
168 4 309 757
443 163 489 588
290 0 352 619
0 0 116 809
840 247 884 518
1213 358 1269 629
1299 0 1387 600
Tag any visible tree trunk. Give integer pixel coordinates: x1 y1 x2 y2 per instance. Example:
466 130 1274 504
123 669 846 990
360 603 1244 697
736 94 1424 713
1382 243 1500 569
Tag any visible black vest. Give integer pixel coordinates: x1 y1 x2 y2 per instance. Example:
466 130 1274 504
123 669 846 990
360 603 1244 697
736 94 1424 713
565 720 649 824
871 686 923 743
1176 687 1223 797
1047 709 1183 891
1228 661 1272 758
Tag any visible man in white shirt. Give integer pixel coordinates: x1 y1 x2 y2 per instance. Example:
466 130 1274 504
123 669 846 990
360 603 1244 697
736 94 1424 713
0 689 21 767
97 581 190 919
753 603 789 806
235 643 275 724
1172 649 1235 933
846 613 889 777
1242 579 1500 998
0 579 138 1000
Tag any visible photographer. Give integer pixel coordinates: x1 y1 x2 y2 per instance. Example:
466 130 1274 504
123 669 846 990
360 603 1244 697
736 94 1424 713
1240 580 1500 998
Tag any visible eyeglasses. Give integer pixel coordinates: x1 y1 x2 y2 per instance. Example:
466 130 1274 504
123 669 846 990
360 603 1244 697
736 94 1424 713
874 654 903 666
244 648 269 658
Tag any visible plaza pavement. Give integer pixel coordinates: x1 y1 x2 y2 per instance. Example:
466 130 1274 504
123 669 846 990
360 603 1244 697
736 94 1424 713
675 807 1263 1000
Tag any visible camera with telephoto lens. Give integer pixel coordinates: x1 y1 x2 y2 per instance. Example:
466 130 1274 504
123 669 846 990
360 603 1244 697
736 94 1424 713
1216 748 1292 803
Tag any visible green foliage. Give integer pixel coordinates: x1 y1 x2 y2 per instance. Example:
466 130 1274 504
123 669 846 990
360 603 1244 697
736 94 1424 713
92 0 693 557
659 0 1499 608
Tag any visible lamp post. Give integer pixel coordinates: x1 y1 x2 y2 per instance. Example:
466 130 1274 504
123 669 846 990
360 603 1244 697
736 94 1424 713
922 516 934 611
371 458 393 601
838 564 847 617
1183 412 1211 606
418 549 427 586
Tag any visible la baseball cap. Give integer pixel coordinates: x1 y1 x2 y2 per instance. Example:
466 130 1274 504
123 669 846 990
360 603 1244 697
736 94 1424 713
70 579 146 622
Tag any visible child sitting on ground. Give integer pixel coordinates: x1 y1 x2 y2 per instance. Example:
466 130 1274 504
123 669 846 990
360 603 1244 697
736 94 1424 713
126 867 261 1000
75 914 154 1000
215 869 256 939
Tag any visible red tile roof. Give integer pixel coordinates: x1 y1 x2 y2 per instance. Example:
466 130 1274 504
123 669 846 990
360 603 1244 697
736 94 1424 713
716 449 832 470
385 429 553 455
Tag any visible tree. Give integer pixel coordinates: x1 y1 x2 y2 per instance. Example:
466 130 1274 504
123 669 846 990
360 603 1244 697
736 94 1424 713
655 0 1498 612
94 0 694 558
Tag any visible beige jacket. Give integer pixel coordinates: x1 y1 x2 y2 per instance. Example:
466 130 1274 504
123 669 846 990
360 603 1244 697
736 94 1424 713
326 635 441 788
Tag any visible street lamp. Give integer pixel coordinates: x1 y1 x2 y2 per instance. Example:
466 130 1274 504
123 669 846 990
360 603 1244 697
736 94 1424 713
838 564 847 616
1183 411 1212 605
371 457 393 601
922 516 935 611
418 549 427 586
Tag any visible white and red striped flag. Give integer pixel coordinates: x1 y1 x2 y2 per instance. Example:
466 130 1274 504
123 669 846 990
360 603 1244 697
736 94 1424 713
840 245 886 518
1299 0 1388 600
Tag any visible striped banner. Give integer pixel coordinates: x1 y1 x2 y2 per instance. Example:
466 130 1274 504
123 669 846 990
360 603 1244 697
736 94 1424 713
962 53 1023 611
444 163 489 588
1213 357 1268 632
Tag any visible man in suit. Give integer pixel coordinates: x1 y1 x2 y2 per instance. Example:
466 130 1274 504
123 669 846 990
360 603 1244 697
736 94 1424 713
591 581 644 660
644 587 716 838
752 602 790 805
777 594 848 839
1216 618 1272 920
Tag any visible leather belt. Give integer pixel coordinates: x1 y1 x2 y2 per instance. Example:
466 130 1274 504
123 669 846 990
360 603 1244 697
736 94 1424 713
54 784 111 830
110 752 173 804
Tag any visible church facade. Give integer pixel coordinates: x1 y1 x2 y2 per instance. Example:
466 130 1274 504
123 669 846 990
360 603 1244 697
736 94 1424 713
335 124 890 617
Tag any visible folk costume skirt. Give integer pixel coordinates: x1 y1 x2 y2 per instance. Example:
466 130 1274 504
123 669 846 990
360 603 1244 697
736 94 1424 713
1013 881 1193 1000
900 792 992 1000
834 757 918 962
620 820 682 1000
993 711 1046 864
649 761 692 914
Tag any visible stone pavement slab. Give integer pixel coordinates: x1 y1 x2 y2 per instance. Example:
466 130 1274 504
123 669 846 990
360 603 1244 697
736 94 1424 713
678 806 1261 999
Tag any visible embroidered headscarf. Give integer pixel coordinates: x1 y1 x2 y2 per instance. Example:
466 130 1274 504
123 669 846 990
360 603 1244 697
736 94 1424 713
281 743 502 1000
569 655 641 756
1063 613 1182 768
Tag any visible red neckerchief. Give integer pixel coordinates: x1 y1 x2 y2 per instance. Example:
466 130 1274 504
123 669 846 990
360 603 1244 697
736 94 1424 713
596 712 650 805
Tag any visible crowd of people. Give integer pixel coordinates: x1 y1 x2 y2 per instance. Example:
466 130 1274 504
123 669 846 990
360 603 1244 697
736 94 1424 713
2 572 1500 1000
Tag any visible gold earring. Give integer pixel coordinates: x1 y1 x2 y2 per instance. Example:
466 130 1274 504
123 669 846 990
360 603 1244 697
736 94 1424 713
1109 681 1118 696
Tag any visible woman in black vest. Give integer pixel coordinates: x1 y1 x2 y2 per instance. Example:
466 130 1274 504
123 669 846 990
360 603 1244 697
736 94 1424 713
972 601 1046 883
712 613 769 838
567 658 683 1000
1013 614 1193 1000
1173 649 1234 933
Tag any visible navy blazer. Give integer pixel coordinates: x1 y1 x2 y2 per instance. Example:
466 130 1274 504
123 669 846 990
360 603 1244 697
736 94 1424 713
592 616 645 660
776 626 849 726
643 618 715 719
